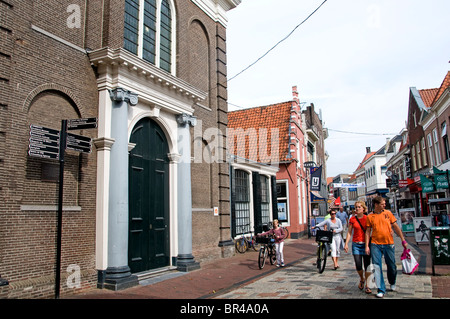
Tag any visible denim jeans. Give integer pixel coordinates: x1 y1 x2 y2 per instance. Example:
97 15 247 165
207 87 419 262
370 243 397 294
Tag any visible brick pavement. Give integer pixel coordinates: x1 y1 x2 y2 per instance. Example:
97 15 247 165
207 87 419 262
69 234 449 300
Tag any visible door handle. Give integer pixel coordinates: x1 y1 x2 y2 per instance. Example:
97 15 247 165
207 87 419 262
149 224 153 230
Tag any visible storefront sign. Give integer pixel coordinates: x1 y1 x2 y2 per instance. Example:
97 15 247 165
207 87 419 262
399 208 415 232
413 217 432 244
420 174 435 193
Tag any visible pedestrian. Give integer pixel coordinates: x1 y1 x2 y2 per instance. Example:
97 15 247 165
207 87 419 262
259 219 286 267
365 196 408 298
336 205 349 249
336 206 349 229
344 201 372 294
312 210 343 269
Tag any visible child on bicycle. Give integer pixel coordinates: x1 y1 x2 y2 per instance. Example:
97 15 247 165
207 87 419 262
258 219 286 267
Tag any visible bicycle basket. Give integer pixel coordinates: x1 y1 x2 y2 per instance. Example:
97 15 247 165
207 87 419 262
315 230 333 243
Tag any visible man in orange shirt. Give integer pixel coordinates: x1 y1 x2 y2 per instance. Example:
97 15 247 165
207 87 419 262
365 196 408 298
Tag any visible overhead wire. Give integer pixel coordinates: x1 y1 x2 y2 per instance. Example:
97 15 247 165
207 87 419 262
227 0 328 83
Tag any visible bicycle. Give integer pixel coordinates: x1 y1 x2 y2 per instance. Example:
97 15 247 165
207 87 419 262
235 233 249 254
256 236 277 269
247 233 260 251
313 226 333 273
235 224 257 253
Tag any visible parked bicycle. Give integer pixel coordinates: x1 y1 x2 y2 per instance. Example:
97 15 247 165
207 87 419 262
313 226 333 273
256 235 277 269
235 225 260 253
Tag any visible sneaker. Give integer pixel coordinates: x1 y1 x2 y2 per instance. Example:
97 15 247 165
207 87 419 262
276 264 280 267
281 263 285 267
390 285 396 291
376 292 384 298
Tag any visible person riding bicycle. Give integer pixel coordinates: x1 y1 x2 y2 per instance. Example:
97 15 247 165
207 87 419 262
258 219 286 267
312 210 343 270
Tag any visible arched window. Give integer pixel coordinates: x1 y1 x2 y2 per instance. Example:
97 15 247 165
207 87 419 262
124 0 174 73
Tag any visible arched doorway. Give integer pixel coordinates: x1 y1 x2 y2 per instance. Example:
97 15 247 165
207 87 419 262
128 117 170 273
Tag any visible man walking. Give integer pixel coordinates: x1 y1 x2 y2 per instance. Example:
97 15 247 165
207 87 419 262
365 196 408 298
336 206 348 230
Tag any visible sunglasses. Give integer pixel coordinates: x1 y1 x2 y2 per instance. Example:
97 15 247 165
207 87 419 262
330 213 336 215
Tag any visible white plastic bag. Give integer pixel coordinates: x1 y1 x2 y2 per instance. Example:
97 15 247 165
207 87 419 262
401 248 419 275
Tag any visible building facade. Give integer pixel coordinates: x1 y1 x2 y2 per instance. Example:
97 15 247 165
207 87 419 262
228 86 328 239
0 0 240 298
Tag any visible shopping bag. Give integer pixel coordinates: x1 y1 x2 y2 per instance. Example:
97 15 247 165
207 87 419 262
366 263 377 289
401 248 419 275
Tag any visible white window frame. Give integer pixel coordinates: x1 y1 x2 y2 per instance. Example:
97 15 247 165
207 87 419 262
433 128 442 165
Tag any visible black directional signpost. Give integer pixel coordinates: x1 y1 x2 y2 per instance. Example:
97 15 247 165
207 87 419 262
28 117 97 299
28 125 61 160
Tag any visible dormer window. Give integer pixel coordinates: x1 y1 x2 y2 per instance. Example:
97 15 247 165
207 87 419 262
124 0 175 74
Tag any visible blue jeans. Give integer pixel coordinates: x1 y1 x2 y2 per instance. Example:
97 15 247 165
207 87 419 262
370 243 397 294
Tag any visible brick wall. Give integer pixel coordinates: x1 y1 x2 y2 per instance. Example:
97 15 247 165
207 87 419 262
175 0 233 259
1 0 98 298
0 0 234 298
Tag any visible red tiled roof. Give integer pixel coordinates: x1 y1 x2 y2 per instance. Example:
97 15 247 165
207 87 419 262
355 152 375 172
419 88 439 108
431 71 450 106
228 102 293 163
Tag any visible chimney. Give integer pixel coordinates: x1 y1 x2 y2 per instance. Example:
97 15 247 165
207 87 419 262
292 86 299 106
366 147 371 153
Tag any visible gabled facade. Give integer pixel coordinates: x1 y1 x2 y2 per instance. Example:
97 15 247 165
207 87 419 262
354 147 375 201
0 0 240 298
303 103 328 216
228 86 314 239
420 71 450 171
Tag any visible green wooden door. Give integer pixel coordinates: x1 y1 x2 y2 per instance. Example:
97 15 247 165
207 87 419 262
128 118 170 273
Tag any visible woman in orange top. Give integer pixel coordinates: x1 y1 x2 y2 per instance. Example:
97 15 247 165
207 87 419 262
344 201 372 294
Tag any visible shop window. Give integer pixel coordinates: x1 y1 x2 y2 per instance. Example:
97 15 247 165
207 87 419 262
276 181 289 223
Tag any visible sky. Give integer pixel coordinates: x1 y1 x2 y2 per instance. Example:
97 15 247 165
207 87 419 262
225 0 450 178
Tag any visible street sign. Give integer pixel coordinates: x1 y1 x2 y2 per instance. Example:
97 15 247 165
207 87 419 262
28 119 96 299
304 161 316 168
28 125 61 160
66 132 92 153
67 117 97 130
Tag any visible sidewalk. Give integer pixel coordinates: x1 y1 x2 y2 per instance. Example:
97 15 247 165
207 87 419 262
69 234 450 299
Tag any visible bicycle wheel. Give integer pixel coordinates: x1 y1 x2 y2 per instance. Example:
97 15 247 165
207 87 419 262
235 237 248 254
251 237 260 251
317 243 327 273
283 227 289 239
269 245 277 265
258 246 267 269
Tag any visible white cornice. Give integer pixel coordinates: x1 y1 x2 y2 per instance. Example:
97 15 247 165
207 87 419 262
191 0 241 27
89 47 207 114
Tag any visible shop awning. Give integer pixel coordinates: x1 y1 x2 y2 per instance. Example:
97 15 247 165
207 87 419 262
311 191 326 202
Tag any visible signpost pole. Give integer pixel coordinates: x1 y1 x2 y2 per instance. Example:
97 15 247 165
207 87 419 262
55 120 67 299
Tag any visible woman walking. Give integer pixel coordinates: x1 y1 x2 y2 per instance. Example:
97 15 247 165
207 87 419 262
259 219 286 267
312 210 343 269
344 201 372 293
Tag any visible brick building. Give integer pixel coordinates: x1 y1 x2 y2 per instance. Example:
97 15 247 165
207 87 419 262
228 86 319 239
0 0 240 298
